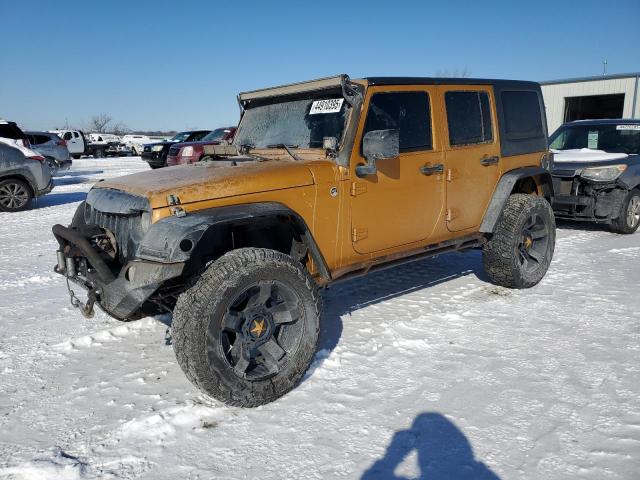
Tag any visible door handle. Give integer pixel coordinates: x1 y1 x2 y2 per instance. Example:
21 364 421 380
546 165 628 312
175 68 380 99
480 156 499 166
420 163 444 175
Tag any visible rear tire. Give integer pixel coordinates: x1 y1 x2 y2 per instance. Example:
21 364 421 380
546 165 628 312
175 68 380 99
611 188 640 234
72 154 81 159
483 194 555 288
0 178 33 212
172 248 321 407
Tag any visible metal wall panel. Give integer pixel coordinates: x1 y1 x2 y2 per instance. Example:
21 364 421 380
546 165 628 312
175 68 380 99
541 75 639 132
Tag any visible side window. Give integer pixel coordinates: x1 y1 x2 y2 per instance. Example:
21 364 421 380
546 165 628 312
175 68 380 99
363 91 432 152
445 91 493 146
501 90 543 139
63 132 73 141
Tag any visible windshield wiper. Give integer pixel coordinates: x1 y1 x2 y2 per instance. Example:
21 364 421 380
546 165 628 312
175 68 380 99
238 143 269 161
266 143 301 161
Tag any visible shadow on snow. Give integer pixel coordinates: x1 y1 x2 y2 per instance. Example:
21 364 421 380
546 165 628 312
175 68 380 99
361 412 500 480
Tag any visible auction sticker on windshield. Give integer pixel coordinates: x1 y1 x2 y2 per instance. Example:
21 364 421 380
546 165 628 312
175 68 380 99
309 98 344 114
616 124 640 130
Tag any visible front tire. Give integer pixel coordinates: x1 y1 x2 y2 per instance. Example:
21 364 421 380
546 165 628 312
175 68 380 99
611 189 640 234
0 178 33 212
172 248 321 407
483 194 555 288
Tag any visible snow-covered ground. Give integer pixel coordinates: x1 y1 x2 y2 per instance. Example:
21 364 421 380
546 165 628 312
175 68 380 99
0 157 639 479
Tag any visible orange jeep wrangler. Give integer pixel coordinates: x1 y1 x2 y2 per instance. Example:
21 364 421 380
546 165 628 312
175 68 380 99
53 75 555 406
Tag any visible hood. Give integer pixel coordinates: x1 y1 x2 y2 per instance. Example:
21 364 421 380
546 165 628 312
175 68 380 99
553 148 629 164
170 139 221 151
551 149 636 176
94 158 315 209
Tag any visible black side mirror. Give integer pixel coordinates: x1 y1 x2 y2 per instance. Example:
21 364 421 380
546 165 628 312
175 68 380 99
356 129 399 177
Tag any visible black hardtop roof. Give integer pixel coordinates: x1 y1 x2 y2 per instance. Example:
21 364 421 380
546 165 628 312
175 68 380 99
365 77 540 89
563 118 640 126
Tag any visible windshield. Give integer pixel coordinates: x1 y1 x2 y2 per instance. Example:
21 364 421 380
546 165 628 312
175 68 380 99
550 123 640 155
170 132 192 142
202 128 227 142
235 96 349 149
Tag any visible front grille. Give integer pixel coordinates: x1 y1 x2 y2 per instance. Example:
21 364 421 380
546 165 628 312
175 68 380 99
144 145 152 152
83 189 150 263
168 146 180 156
85 206 143 262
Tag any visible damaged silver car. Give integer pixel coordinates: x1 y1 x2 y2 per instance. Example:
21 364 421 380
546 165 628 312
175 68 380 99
549 119 640 234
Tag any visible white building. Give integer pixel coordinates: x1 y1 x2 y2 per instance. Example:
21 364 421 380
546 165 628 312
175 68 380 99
541 72 640 133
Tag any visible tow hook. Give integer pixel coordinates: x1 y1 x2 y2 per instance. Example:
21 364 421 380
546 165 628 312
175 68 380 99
63 268 97 319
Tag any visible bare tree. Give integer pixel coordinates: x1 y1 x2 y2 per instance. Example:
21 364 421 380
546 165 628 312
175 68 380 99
89 114 112 133
111 122 130 136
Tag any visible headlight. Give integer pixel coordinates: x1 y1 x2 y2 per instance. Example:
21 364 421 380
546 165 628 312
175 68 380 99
580 164 627 182
181 146 194 157
152 145 164 152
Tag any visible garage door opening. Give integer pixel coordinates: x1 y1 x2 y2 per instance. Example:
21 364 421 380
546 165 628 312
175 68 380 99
564 94 625 122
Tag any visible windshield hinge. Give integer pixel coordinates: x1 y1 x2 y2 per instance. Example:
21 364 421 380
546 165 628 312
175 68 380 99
170 206 187 218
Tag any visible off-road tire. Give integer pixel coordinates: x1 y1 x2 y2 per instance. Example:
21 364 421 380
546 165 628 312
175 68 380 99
483 194 555 289
172 248 322 407
0 178 33 212
95 149 105 158
611 188 640 234
72 154 81 159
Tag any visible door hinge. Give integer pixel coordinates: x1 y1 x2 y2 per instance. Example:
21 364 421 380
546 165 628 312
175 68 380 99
446 169 454 182
350 182 367 196
446 208 459 222
352 227 368 242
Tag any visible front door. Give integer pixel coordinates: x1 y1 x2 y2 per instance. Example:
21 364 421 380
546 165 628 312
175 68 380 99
443 87 501 232
350 87 445 254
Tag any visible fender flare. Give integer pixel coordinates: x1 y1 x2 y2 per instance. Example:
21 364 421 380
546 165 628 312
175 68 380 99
135 202 331 281
480 166 553 233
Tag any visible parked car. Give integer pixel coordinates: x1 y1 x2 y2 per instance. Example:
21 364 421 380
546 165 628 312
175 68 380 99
0 142 53 212
549 119 640 233
26 131 72 171
52 74 554 407
142 130 211 168
166 127 236 166
48 129 88 159
121 134 152 156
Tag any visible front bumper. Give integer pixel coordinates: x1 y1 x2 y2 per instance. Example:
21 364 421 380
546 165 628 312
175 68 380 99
551 175 626 222
142 151 166 167
37 178 54 197
52 223 184 319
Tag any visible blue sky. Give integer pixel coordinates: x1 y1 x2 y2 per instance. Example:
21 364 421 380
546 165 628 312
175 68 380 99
1 0 638 132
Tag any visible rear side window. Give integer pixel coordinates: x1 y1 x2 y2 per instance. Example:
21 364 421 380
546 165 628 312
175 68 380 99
445 91 493 146
28 134 50 145
363 91 432 152
0 123 26 140
73 132 79 138
501 91 543 139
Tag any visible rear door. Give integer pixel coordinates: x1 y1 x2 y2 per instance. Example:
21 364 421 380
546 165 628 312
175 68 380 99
443 87 501 232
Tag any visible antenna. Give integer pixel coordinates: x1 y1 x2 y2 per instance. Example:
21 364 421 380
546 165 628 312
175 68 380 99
602 60 607 76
